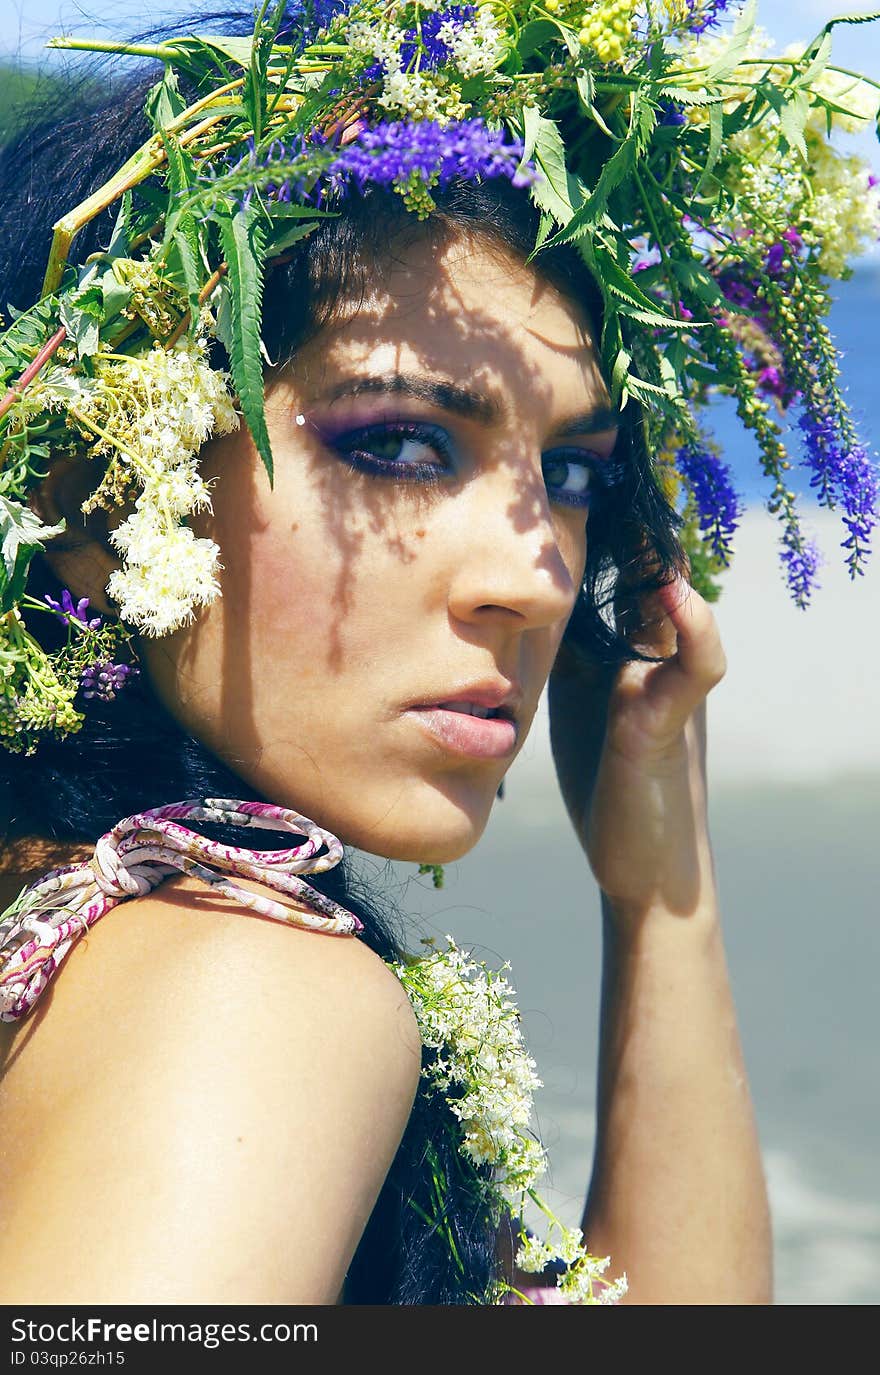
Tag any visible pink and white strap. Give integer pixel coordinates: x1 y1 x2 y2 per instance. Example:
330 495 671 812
0 798 362 1023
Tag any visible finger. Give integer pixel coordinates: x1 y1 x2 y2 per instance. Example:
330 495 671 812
653 574 728 691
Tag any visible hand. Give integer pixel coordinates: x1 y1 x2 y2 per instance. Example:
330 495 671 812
548 572 728 914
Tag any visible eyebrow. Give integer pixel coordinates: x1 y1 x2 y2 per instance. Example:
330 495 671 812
322 372 621 441
324 373 502 424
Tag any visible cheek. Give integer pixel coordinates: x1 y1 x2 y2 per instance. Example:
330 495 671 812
243 482 428 670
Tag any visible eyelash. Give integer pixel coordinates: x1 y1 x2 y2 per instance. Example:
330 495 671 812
325 420 625 512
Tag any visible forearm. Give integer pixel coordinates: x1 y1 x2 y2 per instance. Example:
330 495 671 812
581 869 773 1305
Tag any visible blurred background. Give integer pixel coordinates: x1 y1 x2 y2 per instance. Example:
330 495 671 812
3 0 878 1305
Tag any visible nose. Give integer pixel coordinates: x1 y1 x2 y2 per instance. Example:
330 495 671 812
445 466 583 632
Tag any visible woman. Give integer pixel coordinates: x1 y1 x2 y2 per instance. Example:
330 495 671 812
10 0 870 1304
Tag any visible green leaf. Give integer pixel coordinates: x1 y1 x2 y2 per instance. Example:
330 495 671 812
189 34 254 68
792 31 834 90
515 19 560 65
0 496 65 612
658 352 681 401
524 111 578 231
214 204 273 486
611 347 632 410
58 289 102 360
779 88 810 161
144 67 187 134
691 100 724 203
670 258 725 309
575 70 617 139
801 9 880 68
100 267 131 320
267 220 319 255
706 0 757 82
0 297 61 388
586 244 679 326
540 90 653 250
160 132 204 330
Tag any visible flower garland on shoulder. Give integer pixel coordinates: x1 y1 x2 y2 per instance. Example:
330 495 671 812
0 0 878 759
392 934 628 1304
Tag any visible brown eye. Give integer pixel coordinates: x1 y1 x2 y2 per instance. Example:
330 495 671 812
542 450 603 509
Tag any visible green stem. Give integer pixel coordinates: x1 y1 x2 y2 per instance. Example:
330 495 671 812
45 37 181 60
634 167 682 319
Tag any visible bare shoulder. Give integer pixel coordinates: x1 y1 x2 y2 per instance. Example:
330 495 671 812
0 873 423 1304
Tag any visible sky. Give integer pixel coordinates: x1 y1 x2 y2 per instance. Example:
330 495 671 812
4 0 880 68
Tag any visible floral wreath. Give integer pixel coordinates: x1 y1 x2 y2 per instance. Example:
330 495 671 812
1 0 879 758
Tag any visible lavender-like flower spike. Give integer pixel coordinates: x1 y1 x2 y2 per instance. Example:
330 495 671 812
675 443 744 565
796 412 880 578
44 589 103 631
779 531 824 607
80 661 139 702
327 119 535 195
684 0 736 35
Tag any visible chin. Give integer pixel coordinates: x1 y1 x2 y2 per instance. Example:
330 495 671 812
336 782 497 865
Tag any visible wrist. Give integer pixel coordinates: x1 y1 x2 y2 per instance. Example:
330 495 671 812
599 877 722 931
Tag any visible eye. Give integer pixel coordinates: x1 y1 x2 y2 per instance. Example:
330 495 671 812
327 421 452 479
542 448 614 510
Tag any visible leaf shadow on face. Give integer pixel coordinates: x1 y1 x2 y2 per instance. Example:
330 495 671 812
179 232 615 796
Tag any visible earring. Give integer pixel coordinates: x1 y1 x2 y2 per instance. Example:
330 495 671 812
496 779 505 800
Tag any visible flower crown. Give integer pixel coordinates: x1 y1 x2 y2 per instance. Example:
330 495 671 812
1 0 879 754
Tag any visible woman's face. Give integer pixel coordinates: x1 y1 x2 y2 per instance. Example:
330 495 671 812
139 231 618 862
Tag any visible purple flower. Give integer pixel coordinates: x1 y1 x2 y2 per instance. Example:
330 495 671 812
276 0 352 49
757 364 786 400
45 589 102 631
676 443 744 564
718 271 759 312
327 118 533 193
659 101 687 127
765 231 805 278
779 533 823 606
360 6 475 83
685 0 735 36
79 660 139 703
796 410 879 571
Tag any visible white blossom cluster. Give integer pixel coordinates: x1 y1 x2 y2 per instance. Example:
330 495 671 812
347 5 506 119
395 935 546 1191
41 335 239 636
674 23 880 278
725 118 880 279
394 936 627 1305
436 8 506 80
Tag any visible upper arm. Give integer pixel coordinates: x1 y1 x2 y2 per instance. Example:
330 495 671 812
0 890 423 1303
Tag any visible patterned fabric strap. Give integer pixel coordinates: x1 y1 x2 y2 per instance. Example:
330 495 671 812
0 798 362 1023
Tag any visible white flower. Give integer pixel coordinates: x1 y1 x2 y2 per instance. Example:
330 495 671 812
107 503 221 635
515 1234 558 1274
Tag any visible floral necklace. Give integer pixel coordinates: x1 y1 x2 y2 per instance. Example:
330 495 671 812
0 797 625 1305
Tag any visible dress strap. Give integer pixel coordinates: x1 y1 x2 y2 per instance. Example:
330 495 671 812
0 798 362 1023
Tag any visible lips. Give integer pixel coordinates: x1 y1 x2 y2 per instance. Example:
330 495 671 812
405 704 518 759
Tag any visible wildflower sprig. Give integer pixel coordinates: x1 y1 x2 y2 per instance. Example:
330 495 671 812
1 0 879 753
393 935 628 1304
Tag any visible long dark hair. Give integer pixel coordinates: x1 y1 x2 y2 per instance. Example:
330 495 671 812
0 7 688 1304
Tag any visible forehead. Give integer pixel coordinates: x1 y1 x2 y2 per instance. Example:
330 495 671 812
293 233 609 414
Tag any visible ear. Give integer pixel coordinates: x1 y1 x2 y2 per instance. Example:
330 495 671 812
27 457 122 617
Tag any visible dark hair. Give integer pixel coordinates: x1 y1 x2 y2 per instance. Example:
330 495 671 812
0 10 687 1305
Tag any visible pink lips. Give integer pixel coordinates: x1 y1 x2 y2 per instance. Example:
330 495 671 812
406 707 518 759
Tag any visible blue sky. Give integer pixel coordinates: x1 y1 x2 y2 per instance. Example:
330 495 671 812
4 1 880 68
